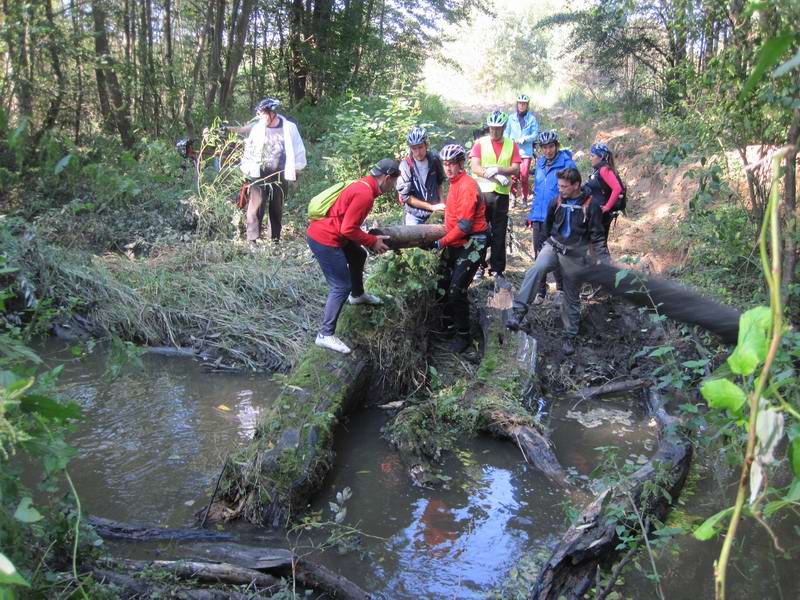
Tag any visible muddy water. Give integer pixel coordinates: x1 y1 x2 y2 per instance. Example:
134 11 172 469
35 340 280 526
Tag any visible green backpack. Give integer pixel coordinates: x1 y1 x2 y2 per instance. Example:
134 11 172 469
307 181 354 221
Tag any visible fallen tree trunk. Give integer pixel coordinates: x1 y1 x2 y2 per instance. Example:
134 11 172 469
531 388 693 600
571 379 649 402
563 257 740 344
369 224 446 250
211 346 371 527
88 516 233 542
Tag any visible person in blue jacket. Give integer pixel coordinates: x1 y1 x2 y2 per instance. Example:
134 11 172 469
527 130 577 304
504 94 538 208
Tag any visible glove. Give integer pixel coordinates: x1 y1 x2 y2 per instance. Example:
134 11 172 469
495 174 510 186
483 166 498 179
396 180 411 195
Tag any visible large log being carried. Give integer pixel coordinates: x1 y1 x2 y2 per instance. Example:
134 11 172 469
369 224 446 250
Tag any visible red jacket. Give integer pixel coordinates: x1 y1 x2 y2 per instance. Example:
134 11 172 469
307 176 381 248
438 171 488 248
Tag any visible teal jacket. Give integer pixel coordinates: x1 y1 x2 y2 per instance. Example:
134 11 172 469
504 112 538 158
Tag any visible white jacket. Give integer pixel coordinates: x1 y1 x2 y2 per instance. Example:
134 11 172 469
240 115 307 181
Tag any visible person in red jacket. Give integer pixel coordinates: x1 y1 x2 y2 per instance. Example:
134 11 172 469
307 158 399 354
431 144 490 353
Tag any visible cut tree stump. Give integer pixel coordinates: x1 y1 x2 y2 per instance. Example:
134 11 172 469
530 388 693 600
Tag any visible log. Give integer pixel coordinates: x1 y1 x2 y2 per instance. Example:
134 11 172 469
118 558 281 591
571 378 649 401
561 256 740 344
531 388 693 600
88 516 233 542
368 224 446 250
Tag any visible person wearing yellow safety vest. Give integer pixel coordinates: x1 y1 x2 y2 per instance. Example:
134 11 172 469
468 111 521 281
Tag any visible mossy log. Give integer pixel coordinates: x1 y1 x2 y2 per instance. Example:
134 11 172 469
473 300 571 488
368 224 446 250
88 516 233 542
530 388 693 600
212 345 371 527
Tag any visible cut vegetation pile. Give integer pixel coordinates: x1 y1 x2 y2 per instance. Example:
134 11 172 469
4 223 326 370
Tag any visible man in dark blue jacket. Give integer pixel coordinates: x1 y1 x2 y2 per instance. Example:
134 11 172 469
509 167 609 356
527 130 577 304
396 126 446 225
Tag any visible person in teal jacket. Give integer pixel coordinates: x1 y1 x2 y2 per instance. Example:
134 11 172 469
527 130 576 303
504 94 538 207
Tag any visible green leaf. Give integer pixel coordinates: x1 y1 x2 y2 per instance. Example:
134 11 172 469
739 33 795 100
700 379 747 413
693 506 734 541
20 395 81 422
0 552 29 587
614 269 629 288
773 48 800 78
727 306 771 375
790 439 800 478
648 345 674 358
54 154 72 175
13 497 43 524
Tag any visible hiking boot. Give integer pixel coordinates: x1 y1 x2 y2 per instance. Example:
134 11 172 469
315 333 352 354
561 337 575 356
506 309 527 332
448 333 471 353
348 293 382 305
532 294 545 306
553 290 564 306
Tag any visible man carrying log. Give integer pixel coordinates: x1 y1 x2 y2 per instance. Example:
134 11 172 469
429 144 490 353
506 167 608 356
307 159 399 354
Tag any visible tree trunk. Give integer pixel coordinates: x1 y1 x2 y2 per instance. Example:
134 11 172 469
219 0 256 112
288 0 307 103
782 106 799 308
34 0 65 146
183 9 211 135
204 0 225 114
163 0 176 120
91 1 134 148
368 224 446 250
70 0 84 144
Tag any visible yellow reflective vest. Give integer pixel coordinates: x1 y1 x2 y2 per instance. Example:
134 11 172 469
476 136 514 195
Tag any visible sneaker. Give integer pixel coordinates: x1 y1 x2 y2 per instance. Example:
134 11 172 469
473 267 485 281
315 333 351 354
553 290 564 306
532 294 545 305
448 333 471 353
348 293 382 305
561 337 575 356
505 309 527 331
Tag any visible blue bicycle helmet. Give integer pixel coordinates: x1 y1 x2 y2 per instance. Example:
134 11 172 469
591 142 610 157
536 130 559 145
255 97 281 114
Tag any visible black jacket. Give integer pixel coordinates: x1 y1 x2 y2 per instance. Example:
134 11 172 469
545 195 609 258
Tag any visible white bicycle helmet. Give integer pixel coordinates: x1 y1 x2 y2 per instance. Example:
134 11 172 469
536 130 559 145
516 94 530 103
406 126 427 146
439 143 466 162
486 111 509 127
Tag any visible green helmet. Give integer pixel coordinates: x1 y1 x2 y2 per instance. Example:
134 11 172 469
486 111 509 127
516 94 530 103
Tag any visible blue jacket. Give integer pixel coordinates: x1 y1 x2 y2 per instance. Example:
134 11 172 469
528 149 577 222
504 112 538 158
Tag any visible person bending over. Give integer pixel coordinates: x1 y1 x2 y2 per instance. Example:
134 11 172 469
307 159 399 354
430 144 490 353
507 167 609 356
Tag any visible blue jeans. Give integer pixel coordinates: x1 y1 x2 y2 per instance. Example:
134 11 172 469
308 236 367 336
404 211 430 225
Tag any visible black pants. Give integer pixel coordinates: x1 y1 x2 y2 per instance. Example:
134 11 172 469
531 221 563 296
247 173 287 241
483 191 509 275
437 239 487 335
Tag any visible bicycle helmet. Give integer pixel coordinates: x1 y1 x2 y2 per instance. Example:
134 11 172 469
486 111 509 127
590 142 610 157
255 97 281 114
536 130 559 145
516 94 530 103
439 143 466 162
406 126 427 146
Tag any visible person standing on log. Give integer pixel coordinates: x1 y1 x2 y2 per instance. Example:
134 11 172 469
396 126 446 225
307 159 400 354
504 94 539 208
506 167 608 356
226 97 307 246
585 142 625 253
429 144 490 353
526 130 576 305
469 111 521 282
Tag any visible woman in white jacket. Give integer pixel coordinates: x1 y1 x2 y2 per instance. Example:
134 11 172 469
229 97 307 244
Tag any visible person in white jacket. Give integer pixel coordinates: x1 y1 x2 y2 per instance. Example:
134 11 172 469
227 97 307 244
